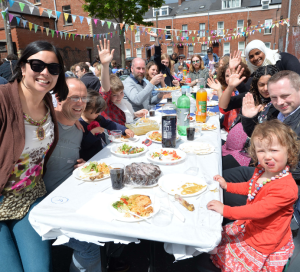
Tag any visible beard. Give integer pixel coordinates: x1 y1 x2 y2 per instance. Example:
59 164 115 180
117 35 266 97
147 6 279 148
133 72 144 82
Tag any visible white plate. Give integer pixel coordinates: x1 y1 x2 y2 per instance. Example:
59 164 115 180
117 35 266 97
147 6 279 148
207 101 218 107
179 142 215 155
111 143 148 158
125 183 158 188
146 130 181 144
73 163 110 182
159 174 207 197
108 191 160 222
146 148 186 165
112 135 140 143
193 123 217 131
154 88 181 93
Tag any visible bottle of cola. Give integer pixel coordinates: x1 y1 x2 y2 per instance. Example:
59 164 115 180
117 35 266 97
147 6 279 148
162 98 177 148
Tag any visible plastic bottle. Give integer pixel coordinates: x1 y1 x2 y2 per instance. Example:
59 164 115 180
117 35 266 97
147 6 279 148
196 78 207 123
177 87 190 136
162 98 177 148
182 68 187 81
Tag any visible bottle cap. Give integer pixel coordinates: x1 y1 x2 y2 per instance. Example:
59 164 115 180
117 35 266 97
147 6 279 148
167 98 172 103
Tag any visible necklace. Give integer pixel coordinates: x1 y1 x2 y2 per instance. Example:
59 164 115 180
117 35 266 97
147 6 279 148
23 103 50 141
248 166 290 201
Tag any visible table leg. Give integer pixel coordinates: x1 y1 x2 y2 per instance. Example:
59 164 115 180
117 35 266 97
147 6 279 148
100 243 108 272
149 241 156 272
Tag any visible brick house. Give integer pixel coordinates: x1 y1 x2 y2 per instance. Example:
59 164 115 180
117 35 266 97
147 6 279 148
124 0 282 60
279 0 300 60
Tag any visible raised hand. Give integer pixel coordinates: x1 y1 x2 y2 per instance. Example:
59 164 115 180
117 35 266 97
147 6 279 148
229 50 242 71
150 74 164 85
242 93 263 118
227 65 246 89
207 77 222 92
97 38 115 65
147 31 158 38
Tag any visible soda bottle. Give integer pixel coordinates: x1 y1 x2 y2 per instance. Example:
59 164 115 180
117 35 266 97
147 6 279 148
182 68 187 81
196 78 207 123
177 86 190 136
162 98 177 148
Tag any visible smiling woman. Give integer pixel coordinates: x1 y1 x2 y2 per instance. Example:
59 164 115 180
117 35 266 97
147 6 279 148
0 41 67 271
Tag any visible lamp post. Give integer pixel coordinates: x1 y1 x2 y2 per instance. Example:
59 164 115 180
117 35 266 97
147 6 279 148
1 1 14 55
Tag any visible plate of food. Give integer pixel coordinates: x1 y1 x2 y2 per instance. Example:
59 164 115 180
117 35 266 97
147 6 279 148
73 161 111 181
154 86 181 92
207 101 218 107
207 111 217 117
200 123 217 131
179 142 215 155
109 192 160 222
146 148 186 165
189 115 195 122
112 134 140 143
111 143 148 158
146 130 181 143
159 174 207 197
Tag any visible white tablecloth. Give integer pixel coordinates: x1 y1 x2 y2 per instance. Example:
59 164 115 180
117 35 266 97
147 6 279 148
29 114 223 261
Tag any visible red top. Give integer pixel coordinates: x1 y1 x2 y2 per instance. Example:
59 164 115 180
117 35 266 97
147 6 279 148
99 88 126 126
223 167 298 254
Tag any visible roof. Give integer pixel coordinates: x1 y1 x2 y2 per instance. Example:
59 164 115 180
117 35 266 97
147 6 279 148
144 0 282 19
8 0 56 18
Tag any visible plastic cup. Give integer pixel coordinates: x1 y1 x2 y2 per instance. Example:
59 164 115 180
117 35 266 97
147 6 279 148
186 127 195 141
109 163 125 190
110 130 122 140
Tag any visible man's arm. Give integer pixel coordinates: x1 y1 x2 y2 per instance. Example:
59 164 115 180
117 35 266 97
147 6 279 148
123 79 154 105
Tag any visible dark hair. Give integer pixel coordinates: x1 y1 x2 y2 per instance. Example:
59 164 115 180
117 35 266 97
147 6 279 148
85 89 107 114
76 62 89 73
7 54 18 60
207 47 213 54
146 61 159 81
250 65 279 105
9 40 68 101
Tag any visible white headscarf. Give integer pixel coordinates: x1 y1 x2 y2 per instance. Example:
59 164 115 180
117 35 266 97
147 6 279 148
245 40 281 73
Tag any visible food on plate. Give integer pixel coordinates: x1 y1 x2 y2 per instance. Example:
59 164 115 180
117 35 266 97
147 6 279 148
79 162 111 181
124 163 162 186
148 131 162 142
120 135 130 142
116 144 144 155
126 119 160 136
175 194 195 211
201 124 217 131
155 86 180 91
112 194 154 218
179 182 206 195
207 111 217 117
150 150 181 161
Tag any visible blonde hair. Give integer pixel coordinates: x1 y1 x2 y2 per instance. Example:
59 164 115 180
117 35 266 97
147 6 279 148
110 74 124 94
145 61 159 81
189 54 204 72
178 65 183 71
219 56 229 67
161 54 172 71
94 64 101 79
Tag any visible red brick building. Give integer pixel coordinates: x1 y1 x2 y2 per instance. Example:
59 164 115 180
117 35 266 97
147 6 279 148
279 0 300 60
124 0 282 60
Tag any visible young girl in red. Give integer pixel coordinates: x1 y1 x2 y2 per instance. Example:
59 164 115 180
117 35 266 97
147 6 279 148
207 119 299 271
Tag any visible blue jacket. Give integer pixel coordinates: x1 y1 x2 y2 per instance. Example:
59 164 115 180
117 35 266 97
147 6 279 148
203 53 219 68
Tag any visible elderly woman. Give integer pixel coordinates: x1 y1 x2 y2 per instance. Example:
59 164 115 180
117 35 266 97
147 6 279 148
187 54 210 87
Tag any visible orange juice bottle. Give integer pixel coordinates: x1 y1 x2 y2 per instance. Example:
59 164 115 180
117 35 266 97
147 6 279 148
182 68 187 81
196 81 207 123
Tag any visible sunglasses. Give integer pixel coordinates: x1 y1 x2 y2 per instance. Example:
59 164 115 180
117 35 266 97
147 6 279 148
179 57 184 59
26 59 62 75
192 60 200 64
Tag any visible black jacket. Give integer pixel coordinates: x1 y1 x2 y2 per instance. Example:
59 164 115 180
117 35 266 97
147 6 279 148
0 60 18 81
80 72 101 91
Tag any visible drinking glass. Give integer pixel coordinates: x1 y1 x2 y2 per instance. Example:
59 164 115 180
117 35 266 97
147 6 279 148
109 163 125 190
152 190 173 227
184 153 199 176
110 130 122 140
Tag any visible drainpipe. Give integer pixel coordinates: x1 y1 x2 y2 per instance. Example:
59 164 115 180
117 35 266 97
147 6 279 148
285 0 292 52
53 0 57 30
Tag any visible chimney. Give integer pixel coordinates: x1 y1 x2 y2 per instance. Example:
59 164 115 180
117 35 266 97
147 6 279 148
178 0 185 6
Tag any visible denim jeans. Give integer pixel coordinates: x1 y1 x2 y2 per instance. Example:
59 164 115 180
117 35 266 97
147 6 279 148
65 238 101 272
0 196 52 272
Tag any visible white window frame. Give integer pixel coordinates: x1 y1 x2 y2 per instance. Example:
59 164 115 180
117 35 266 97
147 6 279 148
188 45 194 58
135 30 140 42
199 23 205 38
264 19 272 34
182 24 188 38
217 21 224 36
237 20 244 34
201 44 207 54
223 42 230 55
165 26 171 40
62 5 72 25
167 46 173 55
125 49 131 58
238 41 245 55
264 42 271 49
153 6 169 17
136 48 142 58
222 0 241 9
261 0 271 9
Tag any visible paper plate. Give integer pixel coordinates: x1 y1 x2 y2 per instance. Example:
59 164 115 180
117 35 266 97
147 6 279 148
73 163 110 182
146 148 186 165
158 174 207 197
111 143 148 158
154 87 181 92
112 135 140 143
146 130 181 144
179 142 215 155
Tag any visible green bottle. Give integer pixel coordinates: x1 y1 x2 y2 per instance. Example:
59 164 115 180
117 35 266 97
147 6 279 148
177 86 190 136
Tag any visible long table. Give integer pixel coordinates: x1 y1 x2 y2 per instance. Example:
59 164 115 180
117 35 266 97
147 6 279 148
29 111 223 270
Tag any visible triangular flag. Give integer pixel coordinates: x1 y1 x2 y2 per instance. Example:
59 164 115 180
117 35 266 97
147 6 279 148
39 7 44 16
79 16 84 24
9 14 14 23
110 32 113 38
101 20 105 26
40 26 44 33
192 37 195 42
46 28 49 36
28 22 33 31
64 32 67 39
47 10 52 18
125 24 129 31
97 34 99 40
22 20 27 28
29 6 34 14
119 23 124 30
186 37 189 41
68 33 71 39
107 21 111 28
130 25 134 31
105 33 108 39
60 31 63 39
16 17 20 25
197 37 200 41
64 13 69 22
113 22 117 29
51 29 55 38
56 30 59 37
19 2 25 12
34 24 38 33
72 34 75 41
193 30 196 34
72 15 76 23
86 18 91 25
83 35 85 41
9 0 15 8
93 19 98 26
56 11 61 19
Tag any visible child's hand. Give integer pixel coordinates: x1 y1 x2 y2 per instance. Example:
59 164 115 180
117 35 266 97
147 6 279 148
90 127 105 135
97 38 115 65
135 109 149 118
207 200 224 215
125 129 134 138
213 175 227 190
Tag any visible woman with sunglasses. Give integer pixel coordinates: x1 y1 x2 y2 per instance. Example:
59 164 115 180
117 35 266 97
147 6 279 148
0 40 68 271
187 54 210 87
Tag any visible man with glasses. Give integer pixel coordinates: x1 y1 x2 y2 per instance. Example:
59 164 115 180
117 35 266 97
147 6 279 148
75 62 101 92
174 54 187 74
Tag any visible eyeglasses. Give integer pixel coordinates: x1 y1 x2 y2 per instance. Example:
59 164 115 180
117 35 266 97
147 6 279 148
26 59 62 75
68 96 89 103
192 60 200 64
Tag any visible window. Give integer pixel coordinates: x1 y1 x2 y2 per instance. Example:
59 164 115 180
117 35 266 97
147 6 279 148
62 5 72 25
188 45 194 58
264 42 271 49
167 46 173 55
35 0 41 3
201 44 207 53
153 6 169 17
126 49 131 58
238 42 245 55
199 23 205 38
264 19 272 34
182 25 188 38
217 21 224 36
135 30 140 42
222 0 241 9
262 0 270 10
136 48 142 58
43 22 49 28
237 20 244 34
166 26 171 40
223 42 230 55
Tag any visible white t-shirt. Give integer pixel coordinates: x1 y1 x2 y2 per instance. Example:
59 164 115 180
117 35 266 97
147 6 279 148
114 99 135 123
